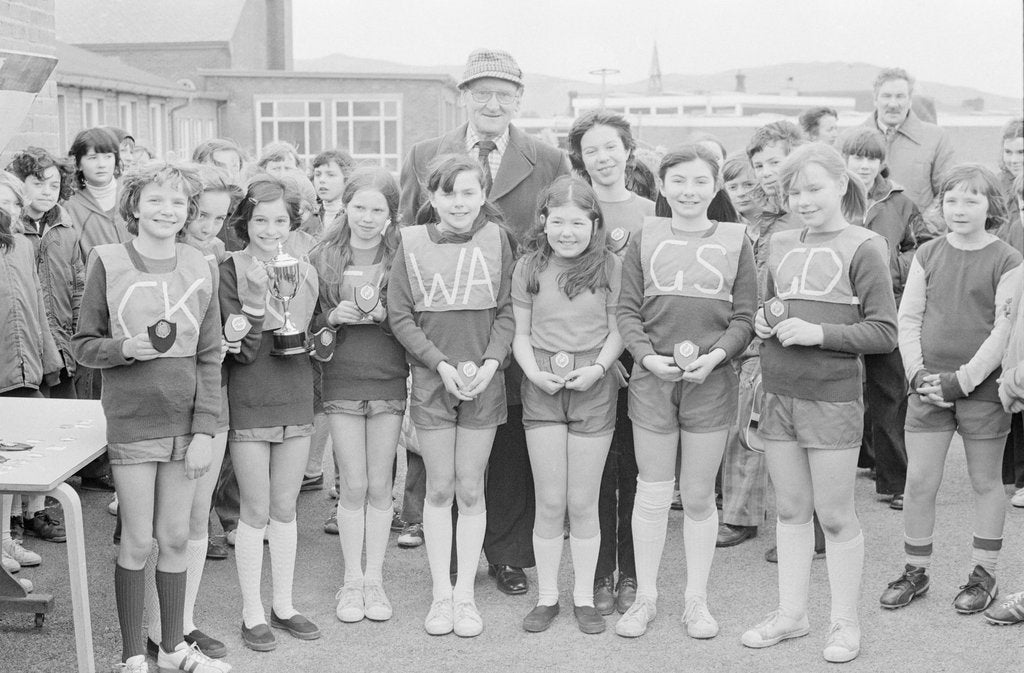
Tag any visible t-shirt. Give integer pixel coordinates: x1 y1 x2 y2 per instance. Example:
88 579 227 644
512 253 621 353
600 194 655 254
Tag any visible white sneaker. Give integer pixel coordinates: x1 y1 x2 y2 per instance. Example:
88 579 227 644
156 641 232 672
2 538 41 567
335 582 364 622
453 599 483 637
2 550 19 573
682 596 719 639
741 610 810 648
614 595 657 637
112 654 147 672
1011 487 1024 508
17 577 33 593
363 581 393 621
424 597 454 635
107 495 118 516
822 619 861 663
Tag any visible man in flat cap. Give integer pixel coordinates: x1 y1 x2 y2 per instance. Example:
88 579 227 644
399 48 570 597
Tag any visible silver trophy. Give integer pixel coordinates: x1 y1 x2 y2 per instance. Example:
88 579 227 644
264 243 308 356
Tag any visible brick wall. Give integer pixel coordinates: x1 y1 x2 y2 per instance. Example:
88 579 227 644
1 0 59 163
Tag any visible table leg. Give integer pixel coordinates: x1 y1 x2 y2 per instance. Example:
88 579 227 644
51 482 95 673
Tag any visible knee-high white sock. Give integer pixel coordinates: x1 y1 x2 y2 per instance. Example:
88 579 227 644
267 518 298 620
826 531 864 626
336 503 365 585
569 533 600 608
182 538 207 634
776 519 813 620
683 506 719 601
144 540 160 639
533 532 563 607
234 521 267 628
422 501 454 601
632 479 675 601
364 503 392 584
1 495 12 541
453 510 486 603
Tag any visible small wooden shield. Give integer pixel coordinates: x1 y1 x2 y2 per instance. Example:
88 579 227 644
223 313 252 342
673 340 699 369
309 327 337 362
764 297 789 328
354 283 380 314
147 319 176 353
457 361 478 386
608 227 629 253
550 351 574 378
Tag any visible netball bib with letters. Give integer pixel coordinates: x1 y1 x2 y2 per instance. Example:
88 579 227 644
401 223 501 312
768 226 880 306
639 218 745 303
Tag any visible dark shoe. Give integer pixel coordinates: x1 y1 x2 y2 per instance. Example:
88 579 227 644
880 564 930 609
953 565 998 614
889 494 904 511
391 513 406 532
615 576 637 614
10 515 24 539
593 575 615 615
522 603 560 632
146 637 159 659
323 514 338 535
184 629 227 658
397 522 424 548
270 610 321 640
300 473 323 492
716 524 757 548
765 545 825 563
241 622 277 652
488 564 528 595
206 535 229 560
25 511 66 543
79 474 115 491
670 490 684 511
574 604 606 634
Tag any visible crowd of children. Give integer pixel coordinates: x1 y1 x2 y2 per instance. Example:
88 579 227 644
0 108 1022 671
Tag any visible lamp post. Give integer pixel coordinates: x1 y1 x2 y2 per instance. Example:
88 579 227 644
589 67 620 109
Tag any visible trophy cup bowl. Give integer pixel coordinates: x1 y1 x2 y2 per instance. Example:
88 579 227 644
265 244 309 356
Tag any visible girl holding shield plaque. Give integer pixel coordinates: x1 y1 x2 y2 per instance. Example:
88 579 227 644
615 145 757 640
309 167 408 624
513 176 624 635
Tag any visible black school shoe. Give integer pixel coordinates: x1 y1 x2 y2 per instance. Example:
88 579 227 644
241 622 277 652
523 603 560 632
185 629 228 658
573 605 606 634
270 610 321 639
488 564 528 595
593 575 616 615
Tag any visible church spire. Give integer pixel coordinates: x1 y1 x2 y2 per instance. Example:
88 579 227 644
647 42 662 94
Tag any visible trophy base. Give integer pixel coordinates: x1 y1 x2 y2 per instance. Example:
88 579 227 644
271 331 308 357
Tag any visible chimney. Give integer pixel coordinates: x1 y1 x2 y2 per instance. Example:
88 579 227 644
735 70 746 93
265 0 293 70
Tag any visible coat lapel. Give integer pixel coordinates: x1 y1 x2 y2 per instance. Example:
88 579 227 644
489 125 536 202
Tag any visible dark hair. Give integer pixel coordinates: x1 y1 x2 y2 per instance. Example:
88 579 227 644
68 127 123 188
873 67 915 95
311 149 355 176
798 107 838 138
414 154 504 227
779 143 867 223
840 128 890 178
625 159 658 201
6 147 75 202
937 164 1008 231
118 162 202 235
567 110 635 182
0 209 13 253
721 154 753 183
658 144 721 186
746 121 804 160
311 167 401 305
519 176 612 300
192 138 245 173
196 164 243 211
227 175 304 245
257 141 300 170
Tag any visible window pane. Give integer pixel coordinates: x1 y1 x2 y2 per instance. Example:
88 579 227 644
279 121 306 154
353 101 379 117
309 102 321 117
335 101 350 117
260 102 273 117
353 121 380 153
383 101 397 116
309 122 322 155
261 122 274 144
336 122 350 150
384 120 397 153
278 101 306 117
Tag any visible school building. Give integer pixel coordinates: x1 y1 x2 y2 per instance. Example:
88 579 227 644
2 0 461 169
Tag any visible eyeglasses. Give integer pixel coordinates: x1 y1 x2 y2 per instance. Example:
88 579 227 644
468 89 518 105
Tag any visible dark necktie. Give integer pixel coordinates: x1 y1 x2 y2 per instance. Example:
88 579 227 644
477 140 497 195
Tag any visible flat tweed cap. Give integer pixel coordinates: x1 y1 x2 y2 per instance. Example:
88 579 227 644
458 48 523 89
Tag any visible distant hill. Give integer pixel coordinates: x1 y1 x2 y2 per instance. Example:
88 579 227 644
295 54 1022 117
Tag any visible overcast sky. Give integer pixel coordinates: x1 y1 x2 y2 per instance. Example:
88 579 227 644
293 0 1024 98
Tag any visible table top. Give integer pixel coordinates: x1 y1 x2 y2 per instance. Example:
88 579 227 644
0 398 106 492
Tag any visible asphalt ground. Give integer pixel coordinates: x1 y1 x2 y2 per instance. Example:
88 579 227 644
3 436 1023 673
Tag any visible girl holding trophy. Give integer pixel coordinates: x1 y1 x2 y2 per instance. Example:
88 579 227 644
219 175 321 652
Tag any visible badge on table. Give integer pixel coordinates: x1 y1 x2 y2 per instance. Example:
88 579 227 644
223 313 252 342
608 227 629 253
673 340 699 369
764 297 789 328
147 319 176 353
457 361 478 386
308 327 337 362
550 351 574 378
355 283 380 315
